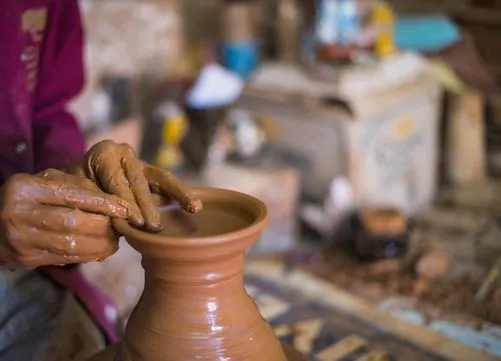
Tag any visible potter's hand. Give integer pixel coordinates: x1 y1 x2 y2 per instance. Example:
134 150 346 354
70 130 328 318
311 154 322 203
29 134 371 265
0 169 131 269
70 140 202 232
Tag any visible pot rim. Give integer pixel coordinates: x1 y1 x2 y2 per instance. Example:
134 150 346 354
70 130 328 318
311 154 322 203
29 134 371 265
112 187 268 248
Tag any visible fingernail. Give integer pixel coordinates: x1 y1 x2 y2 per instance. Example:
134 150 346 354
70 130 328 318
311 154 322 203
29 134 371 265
131 215 145 227
148 223 163 233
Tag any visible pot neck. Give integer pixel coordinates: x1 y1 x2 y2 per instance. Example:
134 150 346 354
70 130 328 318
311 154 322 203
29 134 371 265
141 252 246 285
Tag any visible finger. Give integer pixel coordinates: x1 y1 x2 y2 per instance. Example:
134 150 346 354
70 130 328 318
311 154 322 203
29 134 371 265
2 233 116 269
20 174 131 219
122 148 161 231
90 151 144 227
21 206 115 237
19 226 119 259
41 166 144 228
3 247 71 268
7 249 113 268
10 174 128 219
143 162 203 213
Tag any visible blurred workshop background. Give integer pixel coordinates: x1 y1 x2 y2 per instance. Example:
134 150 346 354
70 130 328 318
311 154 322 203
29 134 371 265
75 1 501 359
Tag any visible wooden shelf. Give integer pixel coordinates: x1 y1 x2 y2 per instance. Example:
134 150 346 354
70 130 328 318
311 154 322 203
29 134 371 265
389 1 501 26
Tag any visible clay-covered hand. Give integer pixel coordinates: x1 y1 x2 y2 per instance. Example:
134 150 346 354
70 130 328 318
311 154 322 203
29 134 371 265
0 169 132 269
69 140 202 232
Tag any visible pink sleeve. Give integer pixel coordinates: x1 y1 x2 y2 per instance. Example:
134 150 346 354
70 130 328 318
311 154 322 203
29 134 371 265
32 0 86 172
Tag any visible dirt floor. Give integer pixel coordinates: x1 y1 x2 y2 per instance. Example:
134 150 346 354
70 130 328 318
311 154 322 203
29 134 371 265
297 248 501 327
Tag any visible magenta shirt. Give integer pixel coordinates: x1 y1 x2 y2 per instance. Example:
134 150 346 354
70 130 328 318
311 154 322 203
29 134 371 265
1 0 118 343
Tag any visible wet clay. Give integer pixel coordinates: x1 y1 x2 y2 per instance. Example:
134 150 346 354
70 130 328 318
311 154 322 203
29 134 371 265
89 188 307 361
71 140 203 232
158 203 253 237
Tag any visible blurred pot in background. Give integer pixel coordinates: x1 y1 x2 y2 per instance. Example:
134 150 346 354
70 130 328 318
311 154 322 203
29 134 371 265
352 207 410 261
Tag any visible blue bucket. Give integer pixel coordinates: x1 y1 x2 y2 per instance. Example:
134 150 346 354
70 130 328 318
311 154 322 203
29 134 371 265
221 41 259 79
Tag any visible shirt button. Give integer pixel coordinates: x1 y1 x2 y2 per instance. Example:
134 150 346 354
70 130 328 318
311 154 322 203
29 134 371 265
21 52 30 63
15 142 27 154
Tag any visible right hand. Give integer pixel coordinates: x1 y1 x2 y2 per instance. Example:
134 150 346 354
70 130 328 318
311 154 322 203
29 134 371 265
69 140 202 232
0 169 134 269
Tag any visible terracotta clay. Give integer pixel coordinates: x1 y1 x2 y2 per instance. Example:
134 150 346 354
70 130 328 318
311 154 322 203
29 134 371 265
0 168 131 269
70 140 203 232
89 188 307 361
158 203 253 237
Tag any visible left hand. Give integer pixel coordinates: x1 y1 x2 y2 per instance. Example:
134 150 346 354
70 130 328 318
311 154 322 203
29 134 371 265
0 169 131 268
69 140 202 232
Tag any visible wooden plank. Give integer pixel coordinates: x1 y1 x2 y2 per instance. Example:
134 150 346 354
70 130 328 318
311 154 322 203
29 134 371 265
316 335 367 361
246 260 500 361
388 1 501 26
356 349 390 361
254 293 291 320
244 285 260 297
291 319 325 354
274 324 293 338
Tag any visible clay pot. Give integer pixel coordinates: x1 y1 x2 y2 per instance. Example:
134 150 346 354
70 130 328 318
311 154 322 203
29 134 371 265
89 188 306 361
352 207 409 261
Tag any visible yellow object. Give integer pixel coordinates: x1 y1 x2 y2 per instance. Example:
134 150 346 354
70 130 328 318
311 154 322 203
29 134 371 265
162 113 187 145
155 110 188 169
371 1 396 59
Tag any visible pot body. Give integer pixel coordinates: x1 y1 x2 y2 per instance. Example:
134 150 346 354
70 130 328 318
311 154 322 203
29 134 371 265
119 254 286 361
90 342 308 361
